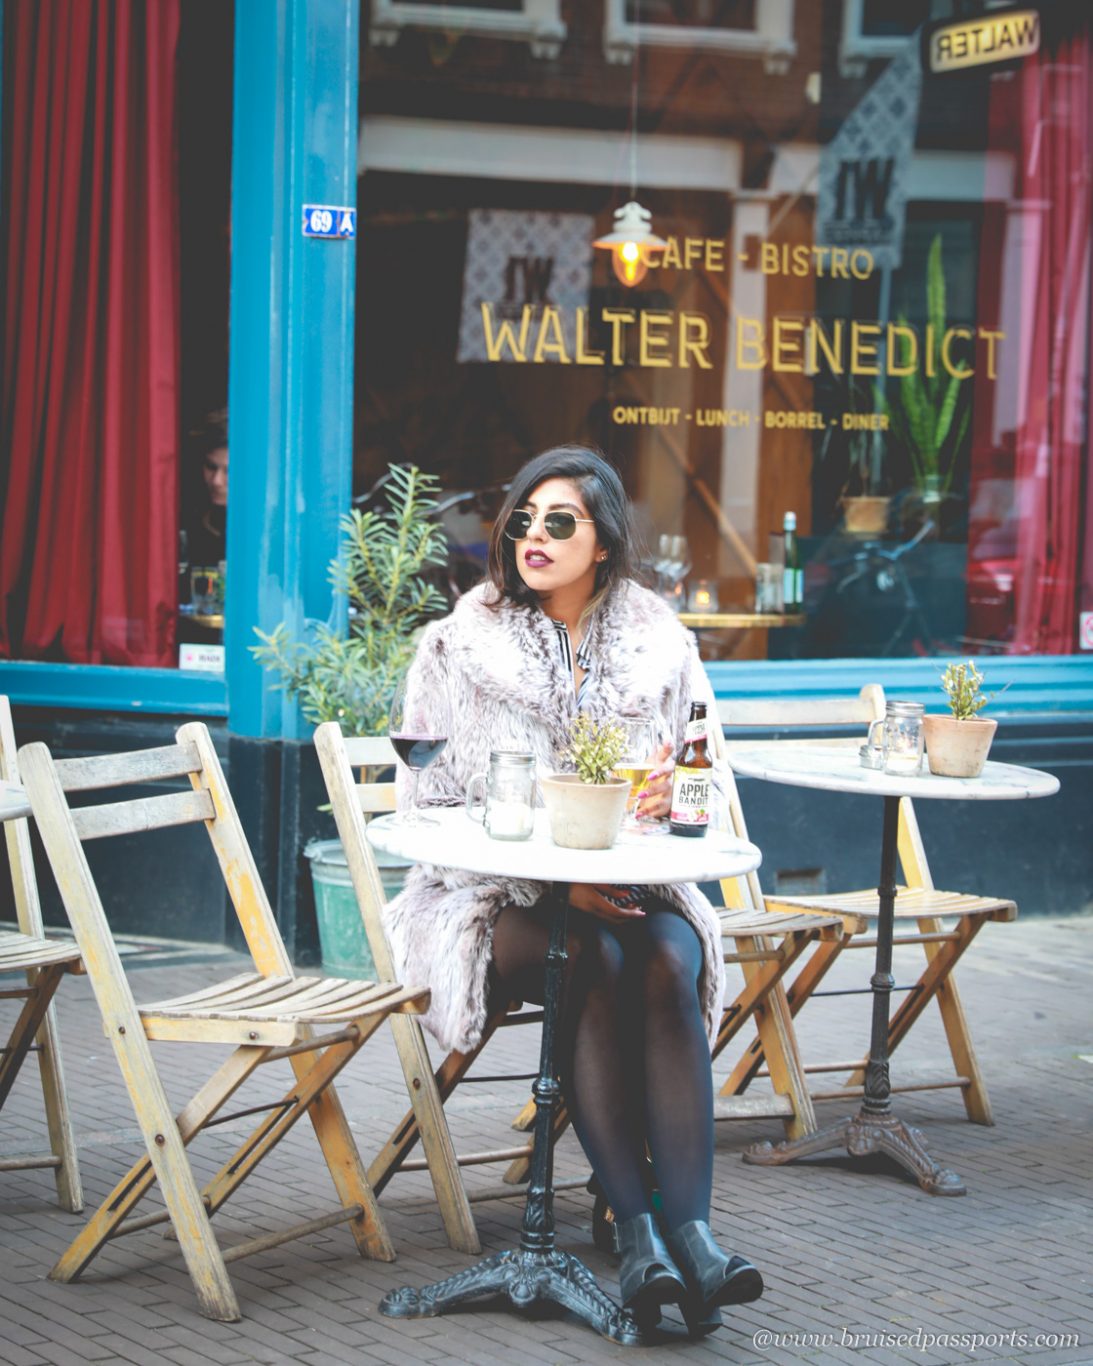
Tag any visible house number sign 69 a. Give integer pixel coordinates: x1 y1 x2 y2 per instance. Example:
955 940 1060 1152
302 205 356 239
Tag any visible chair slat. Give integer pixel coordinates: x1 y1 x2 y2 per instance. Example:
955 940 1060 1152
0 932 82 971
341 736 397 767
141 977 427 1025
718 689 883 728
53 743 203 792
356 782 396 813
72 788 216 842
768 886 1016 921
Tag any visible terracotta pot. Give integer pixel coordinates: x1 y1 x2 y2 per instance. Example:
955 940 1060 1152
842 495 890 536
540 773 630 849
923 714 997 779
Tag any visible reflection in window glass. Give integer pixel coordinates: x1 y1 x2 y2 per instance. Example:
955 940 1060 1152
860 1 932 39
625 1 756 29
357 5 1093 663
398 0 523 10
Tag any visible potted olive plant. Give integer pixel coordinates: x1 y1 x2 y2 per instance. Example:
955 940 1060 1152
540 714 630 850
922 660 997 778
252 465 448 973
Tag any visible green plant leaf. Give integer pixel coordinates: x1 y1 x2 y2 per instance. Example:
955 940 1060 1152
252 464 449 736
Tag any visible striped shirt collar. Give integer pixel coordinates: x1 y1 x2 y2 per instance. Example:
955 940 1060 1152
550 617 593 705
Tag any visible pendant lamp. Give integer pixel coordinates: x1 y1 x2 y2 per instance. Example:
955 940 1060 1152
594 200 666 286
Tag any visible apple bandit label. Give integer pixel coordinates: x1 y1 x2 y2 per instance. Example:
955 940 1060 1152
670 767 710 827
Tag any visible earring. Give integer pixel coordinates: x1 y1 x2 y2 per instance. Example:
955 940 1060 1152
597 553 608 563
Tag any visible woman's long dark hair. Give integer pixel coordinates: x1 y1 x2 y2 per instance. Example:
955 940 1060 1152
486 445 636 613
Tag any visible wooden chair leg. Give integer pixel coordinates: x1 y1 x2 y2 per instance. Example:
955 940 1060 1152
731 938 816 1140
844 914 995 1124
33 997 83 1212
51 1045 264 1314
51 1056 243 1322
0 962 67 1109
720 932 848 1098
385 1012 480 1253
290 1018 395 1261
368 1009 504 1192
712 930 815 1066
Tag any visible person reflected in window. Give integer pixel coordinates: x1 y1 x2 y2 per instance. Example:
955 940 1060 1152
386 445 764 1338
186 408 228 572
178 409 227 642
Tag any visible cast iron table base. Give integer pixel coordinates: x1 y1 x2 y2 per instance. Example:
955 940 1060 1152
380 883 642 1345
743 795 966 1197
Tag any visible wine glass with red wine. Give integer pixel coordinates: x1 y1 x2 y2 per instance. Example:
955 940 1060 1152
388 674 448 826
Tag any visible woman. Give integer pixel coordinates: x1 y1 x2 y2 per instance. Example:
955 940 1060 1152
385 446 763 1335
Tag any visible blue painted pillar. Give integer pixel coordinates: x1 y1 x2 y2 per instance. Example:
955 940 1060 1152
226 0 358 740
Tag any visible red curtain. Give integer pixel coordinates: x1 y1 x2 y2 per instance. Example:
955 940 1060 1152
968 14 1093 654
0 0 180 667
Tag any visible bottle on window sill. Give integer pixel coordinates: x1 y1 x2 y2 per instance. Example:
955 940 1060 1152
782 511 803 613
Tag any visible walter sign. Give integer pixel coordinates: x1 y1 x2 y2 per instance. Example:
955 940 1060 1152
929 10 1040 74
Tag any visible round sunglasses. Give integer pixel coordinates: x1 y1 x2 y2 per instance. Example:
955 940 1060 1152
502 509 595 541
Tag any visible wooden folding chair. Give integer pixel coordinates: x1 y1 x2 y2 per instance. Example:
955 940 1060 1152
0 697 83 1211
703 716 862 1138
719 686 1017 1125
19 722 430 1322
316 723 571 1251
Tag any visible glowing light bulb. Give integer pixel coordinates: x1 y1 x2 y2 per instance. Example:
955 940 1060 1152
614 240 646 286
594 201 666 289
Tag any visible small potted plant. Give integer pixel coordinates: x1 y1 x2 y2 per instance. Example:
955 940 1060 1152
922 660 997 778
540 714 630 849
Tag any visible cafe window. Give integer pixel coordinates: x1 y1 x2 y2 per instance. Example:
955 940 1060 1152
369 0 567 59
840 0 935 76
604 0 794 69
358 1 1091 665
0 0 232 672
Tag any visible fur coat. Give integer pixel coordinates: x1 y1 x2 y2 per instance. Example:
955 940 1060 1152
384 579 727 1054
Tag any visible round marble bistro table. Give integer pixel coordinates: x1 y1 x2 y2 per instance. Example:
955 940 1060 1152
368 808 762 1346
726 743 1059 1196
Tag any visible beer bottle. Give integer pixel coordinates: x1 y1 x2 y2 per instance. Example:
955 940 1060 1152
669 701 712 838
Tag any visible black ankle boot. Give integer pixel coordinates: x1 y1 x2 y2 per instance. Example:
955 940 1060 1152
615 1213 687 1332
666 1220 763 1327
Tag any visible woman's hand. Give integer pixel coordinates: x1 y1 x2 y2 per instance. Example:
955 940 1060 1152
569 883 646 923
635 741 674 820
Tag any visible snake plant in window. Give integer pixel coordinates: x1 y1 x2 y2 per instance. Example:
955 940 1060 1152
888 235 972 507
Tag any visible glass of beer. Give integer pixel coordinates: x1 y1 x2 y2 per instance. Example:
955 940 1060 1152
615 717 664 835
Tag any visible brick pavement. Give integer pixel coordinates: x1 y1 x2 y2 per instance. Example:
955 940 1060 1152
0 916 1090 1366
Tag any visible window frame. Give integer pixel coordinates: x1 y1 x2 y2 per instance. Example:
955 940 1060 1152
839 0 930 78
603 0 796 72
368 0 567 59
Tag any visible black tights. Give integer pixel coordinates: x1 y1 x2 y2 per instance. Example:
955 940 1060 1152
489 896 713 1229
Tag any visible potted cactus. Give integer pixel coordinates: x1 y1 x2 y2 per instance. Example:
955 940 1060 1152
540 714 630 849
922 660 997 778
